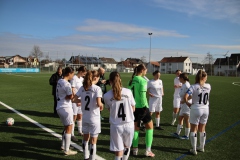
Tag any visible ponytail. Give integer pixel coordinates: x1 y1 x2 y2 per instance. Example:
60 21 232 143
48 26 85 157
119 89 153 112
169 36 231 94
179 73 189 82
129 64 146 85
109 72 122 101
129 67 137 85
195 70 207 86
83 70 100 90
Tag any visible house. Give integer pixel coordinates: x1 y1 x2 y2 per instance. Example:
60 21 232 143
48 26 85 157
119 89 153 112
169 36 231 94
99 57 117 71
117 61 136 73
146 61 160 73
192 63 205 75
213 53 240 76
159 56 192 74
125 58 144 65
68 55 103 70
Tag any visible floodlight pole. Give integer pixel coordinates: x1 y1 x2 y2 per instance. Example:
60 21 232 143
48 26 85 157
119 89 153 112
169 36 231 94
148 33 152 72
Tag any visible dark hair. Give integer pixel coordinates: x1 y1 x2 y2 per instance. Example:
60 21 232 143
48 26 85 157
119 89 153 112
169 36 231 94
109 72 122 101
57 66 62 71
179 73 189 82
195 70 207 86
62 67 74 77
129 64 147 85
83 70 100 90
77 65 87 72
176 70 181 73
153 70 160 76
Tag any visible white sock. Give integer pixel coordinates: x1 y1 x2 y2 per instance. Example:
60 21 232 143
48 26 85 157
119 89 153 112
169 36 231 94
77 120 82 133
155 118 160 127
172 112 177 121
90 144 96 160
199 132 206 149
83 141 89 159
146 146 151 152
115 156 122 160
123 148 130 160
65 133 71 152
176 124 182 135
71 122 75 136
185 128 190 137
190 132 197 151
61 130 65 147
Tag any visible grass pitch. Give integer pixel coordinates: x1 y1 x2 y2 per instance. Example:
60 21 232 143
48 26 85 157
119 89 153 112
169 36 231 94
0 72 240 160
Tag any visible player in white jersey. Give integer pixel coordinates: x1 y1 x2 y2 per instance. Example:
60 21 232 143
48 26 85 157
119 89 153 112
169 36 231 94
147 70 164 130
104 72 135 160
56 67 77 156
171 70 182 126
70 66 87 141
184 70 211 155
72 70 103 160
171 73 191 139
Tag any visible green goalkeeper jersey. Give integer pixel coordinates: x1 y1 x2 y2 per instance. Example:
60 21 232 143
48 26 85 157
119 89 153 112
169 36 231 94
128 76 148 108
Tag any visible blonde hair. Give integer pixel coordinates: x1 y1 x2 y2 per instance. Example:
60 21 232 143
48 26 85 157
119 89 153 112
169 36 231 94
195 70 207 86
109 72 122 101
83 70 100 90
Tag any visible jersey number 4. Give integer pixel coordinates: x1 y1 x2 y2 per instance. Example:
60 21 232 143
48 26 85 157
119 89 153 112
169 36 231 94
118 103 126 121
198 93 209 105
85 96 90 111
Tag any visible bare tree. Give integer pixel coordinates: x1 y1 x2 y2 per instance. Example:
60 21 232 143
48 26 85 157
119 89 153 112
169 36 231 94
30 45 43 59
141 56 147 63
202 52 215 75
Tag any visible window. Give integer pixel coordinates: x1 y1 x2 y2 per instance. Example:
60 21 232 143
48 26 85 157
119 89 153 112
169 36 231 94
161 69 165 72
189 69 190 72
186 69 187 72
162 63 165 66
230 66 233 69
94 64 98 67
169 63 171 66
189 63 191 66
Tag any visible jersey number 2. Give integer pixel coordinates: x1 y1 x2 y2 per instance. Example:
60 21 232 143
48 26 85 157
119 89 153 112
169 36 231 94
85 96 90 111
198 93 209 105
118 103 126 121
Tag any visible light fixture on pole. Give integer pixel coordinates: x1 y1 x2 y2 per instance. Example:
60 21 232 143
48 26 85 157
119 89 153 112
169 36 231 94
148 33 152 72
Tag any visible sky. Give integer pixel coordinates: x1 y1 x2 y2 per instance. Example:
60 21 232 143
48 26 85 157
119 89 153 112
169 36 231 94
0 0 240 63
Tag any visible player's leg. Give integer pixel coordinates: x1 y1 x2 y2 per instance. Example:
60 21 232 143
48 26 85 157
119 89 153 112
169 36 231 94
156 97 163 130
89 121 101 160
172 97 180 125
77 113 83 135
184 114 190 138
122 122 134 160
144 120 155 157
83 133 90 159
71 115 78 142
132 109 140 155
197 108 209 152
111 124 124 160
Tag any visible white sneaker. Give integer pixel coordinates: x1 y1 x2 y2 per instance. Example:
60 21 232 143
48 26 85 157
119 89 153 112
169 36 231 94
64 149 77 156
145 151 155 157
189 149 197 155
196 146 205 152
133 148 138 156
61 146 74 150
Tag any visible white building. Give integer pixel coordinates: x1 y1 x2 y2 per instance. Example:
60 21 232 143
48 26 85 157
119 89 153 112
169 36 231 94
147 61 160 73
99 57 117 71
213 53 240 76
159 56 192 74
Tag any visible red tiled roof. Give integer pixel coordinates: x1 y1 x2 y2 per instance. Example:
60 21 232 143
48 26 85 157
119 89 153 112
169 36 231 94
160 57 188 63
117 61 136 68
150 61 160 67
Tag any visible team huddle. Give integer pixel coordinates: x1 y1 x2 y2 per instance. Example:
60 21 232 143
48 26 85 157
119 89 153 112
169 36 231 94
54 64 211 159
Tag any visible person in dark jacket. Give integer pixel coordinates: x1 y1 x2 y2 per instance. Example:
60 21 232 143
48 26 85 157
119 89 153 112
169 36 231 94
96 67 109 120
49 66 63 114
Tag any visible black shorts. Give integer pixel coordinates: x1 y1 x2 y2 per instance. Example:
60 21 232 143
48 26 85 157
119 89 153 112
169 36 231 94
134 107 152 127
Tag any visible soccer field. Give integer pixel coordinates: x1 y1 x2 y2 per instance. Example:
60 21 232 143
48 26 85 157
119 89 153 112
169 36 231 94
0 72 240 160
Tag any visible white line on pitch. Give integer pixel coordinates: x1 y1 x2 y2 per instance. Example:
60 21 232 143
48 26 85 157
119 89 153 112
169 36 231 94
232 82 240 86
0 101 105 160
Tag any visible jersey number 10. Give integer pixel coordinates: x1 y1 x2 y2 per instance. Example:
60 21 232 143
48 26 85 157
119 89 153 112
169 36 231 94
198 93 209 105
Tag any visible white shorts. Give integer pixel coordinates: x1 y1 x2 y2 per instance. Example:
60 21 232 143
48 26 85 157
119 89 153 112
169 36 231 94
82 120 101 137
72 103 78 116
179 104 190 116
149 97 163 112
57 107 74 126
173 96 181 108
110 122 134 151
77 106 82 114
190 108 209 125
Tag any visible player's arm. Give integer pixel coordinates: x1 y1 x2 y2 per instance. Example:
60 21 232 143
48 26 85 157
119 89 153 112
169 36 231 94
132 105 135 112
96 97 103 111
162 87 164 96
184 88 193 107
71 88 81 103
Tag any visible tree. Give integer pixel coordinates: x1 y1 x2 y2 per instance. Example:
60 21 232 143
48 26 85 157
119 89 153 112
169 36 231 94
30 45 43 59
202 52 215 75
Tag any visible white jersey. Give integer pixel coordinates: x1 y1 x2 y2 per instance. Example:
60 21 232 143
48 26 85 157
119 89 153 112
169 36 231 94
174 77 182 97
76 84 102 123
179 81 192 103
187 83 211 109
147 79 163 97
70 75 84 93
56 79 72 110
104 88 135 125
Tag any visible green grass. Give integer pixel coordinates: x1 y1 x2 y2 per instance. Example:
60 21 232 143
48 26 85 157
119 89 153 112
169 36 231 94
0 72 240 160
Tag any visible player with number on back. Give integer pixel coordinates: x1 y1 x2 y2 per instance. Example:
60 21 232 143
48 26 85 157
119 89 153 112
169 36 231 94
56 67 77 156
72 70 103 160
128 64 155 157
104 72 135 160
184 70 211 155
70 66 87 141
